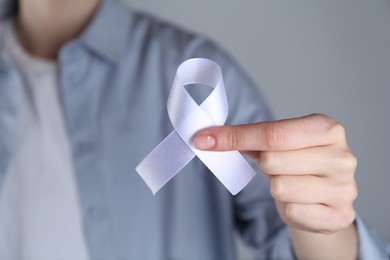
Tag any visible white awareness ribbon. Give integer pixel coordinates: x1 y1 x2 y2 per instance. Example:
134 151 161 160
136 58 256 195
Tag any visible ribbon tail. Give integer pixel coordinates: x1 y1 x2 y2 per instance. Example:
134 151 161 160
194 149 256 195
136 131 195 195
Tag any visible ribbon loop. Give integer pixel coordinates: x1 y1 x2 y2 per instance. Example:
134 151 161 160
136 58 256 195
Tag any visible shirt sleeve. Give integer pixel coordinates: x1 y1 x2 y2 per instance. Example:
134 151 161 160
355 215 390 259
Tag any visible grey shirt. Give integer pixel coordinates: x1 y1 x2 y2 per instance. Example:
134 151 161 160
0 0 388 259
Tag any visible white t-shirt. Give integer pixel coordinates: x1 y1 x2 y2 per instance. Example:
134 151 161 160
0 20 89 260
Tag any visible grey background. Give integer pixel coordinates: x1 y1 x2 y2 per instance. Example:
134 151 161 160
125 0 390 248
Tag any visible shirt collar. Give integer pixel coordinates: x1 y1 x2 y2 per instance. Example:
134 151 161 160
79 0 133 64
0 0 132 64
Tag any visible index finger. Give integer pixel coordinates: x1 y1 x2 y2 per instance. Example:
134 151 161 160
193 114 346 151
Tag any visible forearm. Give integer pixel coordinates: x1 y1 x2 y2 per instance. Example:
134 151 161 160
289 223 358 260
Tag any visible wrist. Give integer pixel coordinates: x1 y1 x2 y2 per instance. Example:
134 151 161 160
288 223 358 260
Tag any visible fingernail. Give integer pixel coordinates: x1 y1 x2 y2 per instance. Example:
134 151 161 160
194 134 216 150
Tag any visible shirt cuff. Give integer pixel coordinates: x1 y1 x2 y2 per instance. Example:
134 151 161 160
355 214 389 259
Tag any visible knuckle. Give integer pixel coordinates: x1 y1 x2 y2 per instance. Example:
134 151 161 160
346 153 358 171
225 126 239 150
339 151 358 170
270 176 284 200
346 182 358 202
264 123 286 149
320 207 355 233
311 114 347 144
329 168 358 206
351 183 358 201
284 204 299 223
336 152 358 182
330 122 347 143
338 208 356 228
259 152 276 174
337 183 358 204
320 210 341 234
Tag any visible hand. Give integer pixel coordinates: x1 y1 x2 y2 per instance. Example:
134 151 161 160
193 114 358 234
